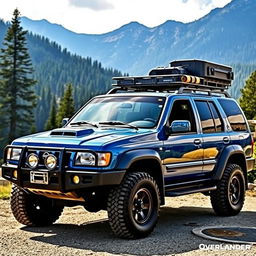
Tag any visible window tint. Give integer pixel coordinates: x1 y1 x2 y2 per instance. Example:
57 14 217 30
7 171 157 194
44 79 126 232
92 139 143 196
218 99 247 131
169 100 196 133
209 102 224 132
195 101 215 133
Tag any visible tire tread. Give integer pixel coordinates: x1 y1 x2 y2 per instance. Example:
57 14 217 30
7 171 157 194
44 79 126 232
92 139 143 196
10 185 63 226
107 172 159 238
210 164 245 216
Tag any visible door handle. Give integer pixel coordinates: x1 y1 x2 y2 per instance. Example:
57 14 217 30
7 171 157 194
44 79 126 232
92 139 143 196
223 137 230 143
194 139 201 145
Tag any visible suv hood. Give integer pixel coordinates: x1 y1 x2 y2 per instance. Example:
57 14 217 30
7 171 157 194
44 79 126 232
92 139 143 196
12 127 153 149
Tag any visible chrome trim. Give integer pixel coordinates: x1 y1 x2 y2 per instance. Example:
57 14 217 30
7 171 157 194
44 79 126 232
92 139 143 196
203 159 217 165
166 160 203 170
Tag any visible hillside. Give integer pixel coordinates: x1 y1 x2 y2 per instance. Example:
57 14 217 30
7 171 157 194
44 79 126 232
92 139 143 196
20 0 256 75
0 19 122 131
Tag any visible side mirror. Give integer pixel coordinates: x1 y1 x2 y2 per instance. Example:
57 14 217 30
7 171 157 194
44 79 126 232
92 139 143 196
62 118 69 127
170 120 191 134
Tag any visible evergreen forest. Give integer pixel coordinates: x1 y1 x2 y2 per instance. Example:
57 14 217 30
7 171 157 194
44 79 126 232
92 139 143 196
0 17 122 156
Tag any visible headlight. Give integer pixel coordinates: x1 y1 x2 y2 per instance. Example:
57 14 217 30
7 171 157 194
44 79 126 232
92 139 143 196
44 154 57 170
74 152 111 167
27 153 39 169
7 148 22 161
75 152 96 166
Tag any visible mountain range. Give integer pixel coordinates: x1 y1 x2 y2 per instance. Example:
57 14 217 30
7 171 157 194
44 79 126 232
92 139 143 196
20 0 256 75
0 0 255 116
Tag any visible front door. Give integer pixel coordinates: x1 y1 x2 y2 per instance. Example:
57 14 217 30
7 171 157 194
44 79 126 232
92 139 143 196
163 98 203 185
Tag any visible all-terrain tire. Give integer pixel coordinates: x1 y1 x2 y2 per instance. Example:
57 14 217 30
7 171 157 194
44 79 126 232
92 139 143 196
107 172 160 239
210 164 245 216
11 184 64 226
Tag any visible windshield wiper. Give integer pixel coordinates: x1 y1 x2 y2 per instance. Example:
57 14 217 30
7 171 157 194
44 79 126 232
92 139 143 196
70 121 98 128
99 121 139 130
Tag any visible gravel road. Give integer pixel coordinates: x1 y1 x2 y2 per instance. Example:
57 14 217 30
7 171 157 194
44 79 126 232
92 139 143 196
0 193 255 256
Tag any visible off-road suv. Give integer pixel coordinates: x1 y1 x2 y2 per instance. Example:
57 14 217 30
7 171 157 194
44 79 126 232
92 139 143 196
1 60 255 238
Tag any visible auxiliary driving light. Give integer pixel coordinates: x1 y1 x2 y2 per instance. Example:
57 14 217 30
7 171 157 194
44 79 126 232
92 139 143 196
73 175 80 184
27 153 39 169
13 170 18 179
44 154 57 170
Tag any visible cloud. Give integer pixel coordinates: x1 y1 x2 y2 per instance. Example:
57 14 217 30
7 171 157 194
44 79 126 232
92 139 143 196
69 0 113 11
181 0 213 6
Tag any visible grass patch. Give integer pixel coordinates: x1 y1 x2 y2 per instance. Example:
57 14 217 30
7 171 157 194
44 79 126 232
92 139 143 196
0 184 12 200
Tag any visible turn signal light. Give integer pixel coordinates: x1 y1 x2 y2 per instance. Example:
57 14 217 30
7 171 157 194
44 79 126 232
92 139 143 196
98 153 111 166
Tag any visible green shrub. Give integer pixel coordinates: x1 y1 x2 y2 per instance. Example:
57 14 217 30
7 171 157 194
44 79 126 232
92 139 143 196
248 170 256 183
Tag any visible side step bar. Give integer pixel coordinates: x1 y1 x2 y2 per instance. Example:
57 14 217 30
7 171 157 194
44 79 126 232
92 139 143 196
165 185 217 197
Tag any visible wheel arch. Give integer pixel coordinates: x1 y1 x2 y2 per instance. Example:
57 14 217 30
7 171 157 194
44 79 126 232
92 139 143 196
213 145 248 188
116 149 165 205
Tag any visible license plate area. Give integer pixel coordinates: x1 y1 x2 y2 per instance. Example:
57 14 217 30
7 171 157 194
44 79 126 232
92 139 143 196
30 171 49 184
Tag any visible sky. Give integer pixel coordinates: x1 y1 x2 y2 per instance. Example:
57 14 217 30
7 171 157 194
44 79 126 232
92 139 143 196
0 0 232 34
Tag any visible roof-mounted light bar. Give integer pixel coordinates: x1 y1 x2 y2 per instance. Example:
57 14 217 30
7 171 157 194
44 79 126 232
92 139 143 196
181 75 201 84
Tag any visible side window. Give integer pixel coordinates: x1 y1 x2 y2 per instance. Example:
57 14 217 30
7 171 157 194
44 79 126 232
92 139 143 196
169 99 197 133
195 101 215 133
209 102 224 132
218 99 247 131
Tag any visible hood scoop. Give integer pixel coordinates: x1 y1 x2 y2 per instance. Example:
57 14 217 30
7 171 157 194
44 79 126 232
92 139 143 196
50 128 94 137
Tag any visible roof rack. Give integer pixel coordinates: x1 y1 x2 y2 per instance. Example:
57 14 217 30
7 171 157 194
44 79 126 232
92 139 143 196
111 74 231 97
110 59 233 98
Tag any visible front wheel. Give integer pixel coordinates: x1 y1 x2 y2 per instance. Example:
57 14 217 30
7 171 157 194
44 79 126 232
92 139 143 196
210 164 245 216
11 184 64 226
107 172 160 238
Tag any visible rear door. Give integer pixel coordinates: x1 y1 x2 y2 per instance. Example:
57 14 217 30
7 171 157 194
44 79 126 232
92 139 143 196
193 99 228 173
217 98 253 158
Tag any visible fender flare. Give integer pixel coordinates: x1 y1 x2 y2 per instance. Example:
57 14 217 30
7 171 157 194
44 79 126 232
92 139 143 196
212 145 247 180
115 149 163 170
115 149 165 204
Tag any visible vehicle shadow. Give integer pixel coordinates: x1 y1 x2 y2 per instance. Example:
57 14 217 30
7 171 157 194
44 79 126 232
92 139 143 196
22 206 256 256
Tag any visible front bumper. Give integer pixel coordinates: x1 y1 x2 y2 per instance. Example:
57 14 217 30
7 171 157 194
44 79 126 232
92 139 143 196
1 145 126 192
1 163 125 192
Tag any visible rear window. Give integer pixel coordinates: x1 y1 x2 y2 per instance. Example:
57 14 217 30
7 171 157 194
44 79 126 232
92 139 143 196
208 102 224 132
218 99 247 131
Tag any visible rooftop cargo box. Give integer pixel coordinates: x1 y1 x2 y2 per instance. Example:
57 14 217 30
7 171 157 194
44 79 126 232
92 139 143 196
170 59 233 84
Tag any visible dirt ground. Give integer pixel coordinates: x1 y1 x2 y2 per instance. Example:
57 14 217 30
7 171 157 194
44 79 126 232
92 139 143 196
0 193 255 256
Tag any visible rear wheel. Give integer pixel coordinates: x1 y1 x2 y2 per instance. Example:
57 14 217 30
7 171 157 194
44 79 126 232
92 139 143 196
11 184 64 226
107 172 160 238
210 164 245 216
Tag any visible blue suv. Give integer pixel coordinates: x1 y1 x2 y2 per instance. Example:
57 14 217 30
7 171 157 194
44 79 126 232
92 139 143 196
1 60 255 238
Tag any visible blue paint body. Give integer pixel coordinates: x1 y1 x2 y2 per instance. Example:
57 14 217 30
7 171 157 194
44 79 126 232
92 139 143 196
1 92 255 197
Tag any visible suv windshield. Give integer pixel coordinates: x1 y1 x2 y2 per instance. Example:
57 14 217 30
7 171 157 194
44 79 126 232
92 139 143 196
70 96 166 128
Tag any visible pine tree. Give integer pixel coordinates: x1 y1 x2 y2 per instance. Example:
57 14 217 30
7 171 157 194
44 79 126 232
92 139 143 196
45 96 57 130
239 70 256 119
56 83 75 126
0 9 37 143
